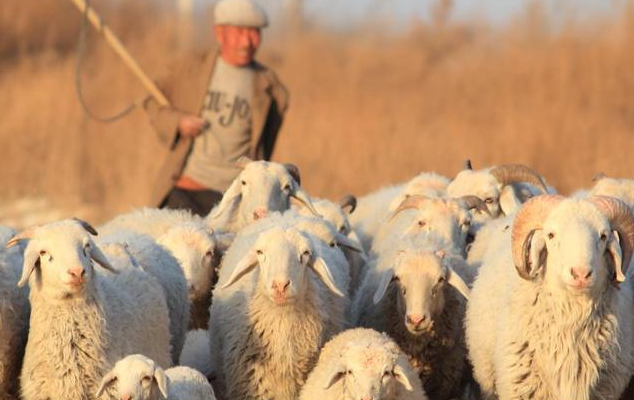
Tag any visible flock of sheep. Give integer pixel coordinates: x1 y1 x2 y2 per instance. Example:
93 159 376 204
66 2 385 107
1 158 634 400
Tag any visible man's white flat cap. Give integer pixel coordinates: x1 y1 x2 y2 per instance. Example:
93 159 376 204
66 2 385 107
214 0 269 28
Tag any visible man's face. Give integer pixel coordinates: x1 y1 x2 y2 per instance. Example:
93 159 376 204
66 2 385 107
215 25 261 66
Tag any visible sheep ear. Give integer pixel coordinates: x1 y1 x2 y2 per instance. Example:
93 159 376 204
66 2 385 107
499 185 522 216
95 370 117 398
373 269 395 305
606 230 626 283
310 256 344 297
526 230 547 280
335 233 363 253
90 245 119 274
153 366 169 399
219 250 258 289
323 365 347 390
393 364 413 391
207 178 243 222
447 269 470 300
17 245 40 288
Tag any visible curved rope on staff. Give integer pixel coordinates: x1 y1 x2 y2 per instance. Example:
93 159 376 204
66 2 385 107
74 0 139 123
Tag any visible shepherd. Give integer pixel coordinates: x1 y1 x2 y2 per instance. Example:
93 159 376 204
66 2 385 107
144 0 289 215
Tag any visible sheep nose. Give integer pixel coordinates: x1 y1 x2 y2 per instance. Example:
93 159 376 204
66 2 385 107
272 280 290 294
253 208 268 220
67 266 85 281
121 394 132 400
407 314 426 327
570 266 592 286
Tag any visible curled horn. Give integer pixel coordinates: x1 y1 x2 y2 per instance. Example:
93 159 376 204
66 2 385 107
463 159 473 170
589 196 634 280
6 226 38 248
511 195 564 280
283 163 301 186
592 172 607 182
458 195 491 216
338 194 357 214
490 164 548 193
72 218 98 236
389 195 434 221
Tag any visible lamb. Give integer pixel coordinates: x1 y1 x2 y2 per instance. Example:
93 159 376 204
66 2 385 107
180 329 213 379
96 354 216 400
208 220 348 400
371 194 489 259
7 219 172 400
466 195 634 400
205 158 319 233
353 234 471 400
350 172 451 252
98 231 190 364
0 231 29 400
446 161 549 230
299 328 428 400
100 209 233 329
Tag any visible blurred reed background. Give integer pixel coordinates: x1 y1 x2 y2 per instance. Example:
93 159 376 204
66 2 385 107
1 0 633 226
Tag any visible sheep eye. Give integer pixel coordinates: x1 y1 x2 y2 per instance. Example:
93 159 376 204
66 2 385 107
463 220 471 227
330 241 337 248
256 250 263 255
404 194 411 199
418 220 426 227
302 250 311 257
485 198 494 204
438 276 445 284
39 250 47 256
600 233 608 241
548 233 555 240
141 376 152 384
401 287 407 295
282 184 292 192
241 180 247 186
383 371 393 377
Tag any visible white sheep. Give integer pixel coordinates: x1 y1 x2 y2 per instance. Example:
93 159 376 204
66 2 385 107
350 172 451 252
589 174 634 209
98 230 190 365
296 195 368 295
0 231 29 400
100 209 234 330
208 219 348 400
446 161 549 229
205 159 319 233
466 195 634 400
7 219 172 400
180 329 213 379
299 328 428 400
96 354 216 400
353 234 471 400
371 195 489 259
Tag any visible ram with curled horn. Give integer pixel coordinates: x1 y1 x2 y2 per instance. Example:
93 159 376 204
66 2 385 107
447 162 551 221
467 194 634 400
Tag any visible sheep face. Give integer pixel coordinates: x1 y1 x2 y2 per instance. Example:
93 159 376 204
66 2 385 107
516 200 617 296
373 250 470 336
8 220 117 300
157 226 219 300
447 170 505 221
310 200 352 235
208 161 317 229
387 199 472 254
96 354 168 400
220 227 344 305
295 217 363 255
324 340 413 400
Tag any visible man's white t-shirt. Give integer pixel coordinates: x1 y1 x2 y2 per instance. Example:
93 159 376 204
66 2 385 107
182 57 254 192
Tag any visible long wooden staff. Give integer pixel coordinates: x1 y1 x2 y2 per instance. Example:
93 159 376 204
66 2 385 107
68 0 171 107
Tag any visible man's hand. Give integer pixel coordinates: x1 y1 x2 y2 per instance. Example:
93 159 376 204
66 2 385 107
178 115 208 138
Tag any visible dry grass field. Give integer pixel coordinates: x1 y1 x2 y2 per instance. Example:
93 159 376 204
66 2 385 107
1 0 634 226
